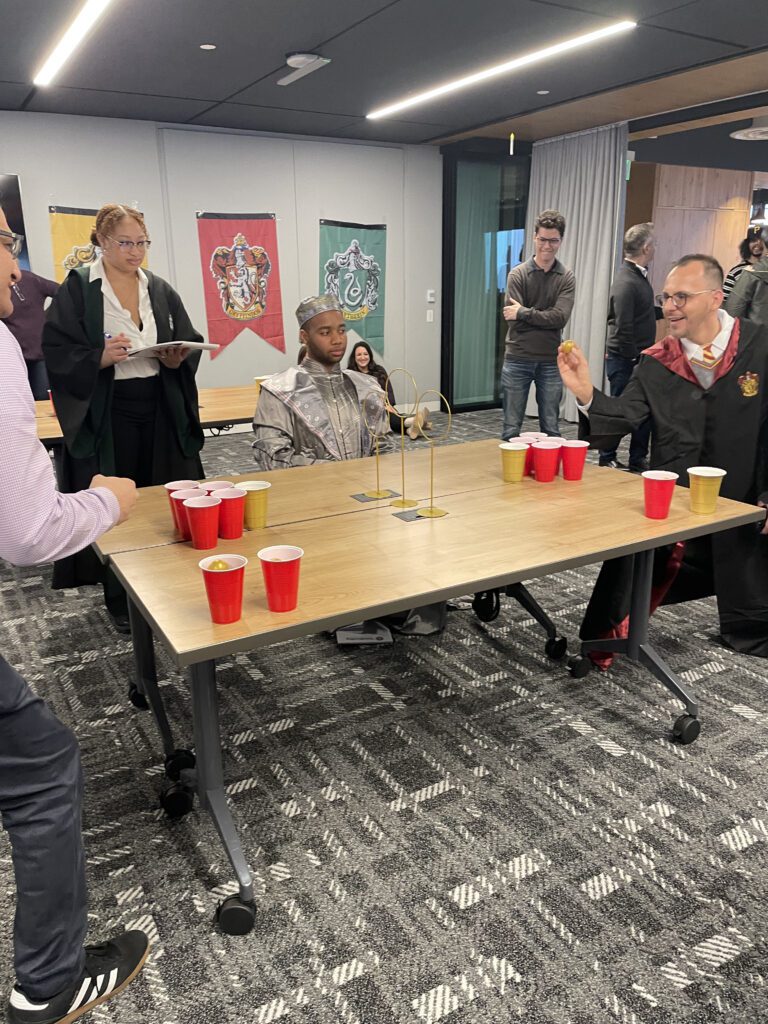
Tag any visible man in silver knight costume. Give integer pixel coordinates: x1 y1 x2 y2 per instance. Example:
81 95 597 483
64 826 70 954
253 294 393 469
252 294 444 635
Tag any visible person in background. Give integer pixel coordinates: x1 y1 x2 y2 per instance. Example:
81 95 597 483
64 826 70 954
253 295 393 469
1 269 58 400
598 223 662 473
347 339 431 438
501 209 575 439
722 228 765 298
725 240 768 327
0 206 149 1024
559 253 768 659
43 203 205 634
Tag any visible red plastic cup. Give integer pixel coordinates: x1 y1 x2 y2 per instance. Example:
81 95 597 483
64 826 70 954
184 495 222 549
531 440 562 482
201 480 233 495
560 440 589 481
199 554 247 624
217 487 247 540
170 487 205 539
642 470 679 519
519 433 543 476
257 545 303 612
164 479 200 529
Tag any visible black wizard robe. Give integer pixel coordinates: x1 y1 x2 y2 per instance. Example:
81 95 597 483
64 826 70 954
42 266 205 588
578 317 768 658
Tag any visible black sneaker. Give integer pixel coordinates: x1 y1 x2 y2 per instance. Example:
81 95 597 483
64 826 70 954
599 459 628 470
8 930 149 1024
629 458 650 474
107 611 131 635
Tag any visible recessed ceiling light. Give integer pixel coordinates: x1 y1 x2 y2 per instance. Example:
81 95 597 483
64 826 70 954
200 43 217 50
537 89 550 95
367 20 636 119
33 0 115 86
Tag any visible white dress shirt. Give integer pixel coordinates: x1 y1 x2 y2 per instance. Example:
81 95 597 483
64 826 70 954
89 256 158 380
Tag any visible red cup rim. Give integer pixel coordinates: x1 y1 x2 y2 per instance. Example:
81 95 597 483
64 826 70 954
642 471 679 481
164 479 199 492
202 480 233 490
218 488 247 499
184 495 222 507
532 440 563 449
171 488 205 500
561 439 589 448
199 554 248 573
257 545 303 562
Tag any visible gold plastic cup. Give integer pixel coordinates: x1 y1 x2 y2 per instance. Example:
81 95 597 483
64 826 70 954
499 442 529 483
239 480 271 529
687 466 726 514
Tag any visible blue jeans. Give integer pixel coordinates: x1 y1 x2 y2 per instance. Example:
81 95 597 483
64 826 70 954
501 358 562 439
598 353 651 467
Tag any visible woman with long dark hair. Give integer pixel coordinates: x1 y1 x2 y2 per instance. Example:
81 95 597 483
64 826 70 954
347 340 430 438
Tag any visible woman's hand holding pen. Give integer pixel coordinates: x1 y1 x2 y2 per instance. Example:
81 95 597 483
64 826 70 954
100 332 132 368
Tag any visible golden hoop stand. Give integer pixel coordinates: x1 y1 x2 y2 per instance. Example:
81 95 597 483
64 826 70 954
385 368 420 508
361 388 393 499
415 389 452 518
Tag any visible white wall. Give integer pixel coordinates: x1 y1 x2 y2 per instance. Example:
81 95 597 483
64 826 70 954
0 111 443 395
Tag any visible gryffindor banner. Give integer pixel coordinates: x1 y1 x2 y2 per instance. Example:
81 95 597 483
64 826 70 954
319 219 386 355
196 212 285 359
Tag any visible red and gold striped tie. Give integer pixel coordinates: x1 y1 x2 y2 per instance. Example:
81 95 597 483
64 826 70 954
692 343 720 370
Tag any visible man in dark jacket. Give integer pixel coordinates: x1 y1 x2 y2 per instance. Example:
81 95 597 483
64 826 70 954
725 247 768 327
599 223 661 472
559 253 768 658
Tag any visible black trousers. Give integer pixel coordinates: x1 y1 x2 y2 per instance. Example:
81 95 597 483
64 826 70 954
25 359 50 402
0 656 86 999
104 378 159 616
598 353 651 466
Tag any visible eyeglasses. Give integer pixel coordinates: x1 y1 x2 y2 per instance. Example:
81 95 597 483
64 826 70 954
655 289 720 309
0 229 24 259
107 236 152 252
535 235 561 247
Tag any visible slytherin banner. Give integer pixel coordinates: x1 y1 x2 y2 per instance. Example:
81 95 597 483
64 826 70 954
319 219 386 354
196 212 285 359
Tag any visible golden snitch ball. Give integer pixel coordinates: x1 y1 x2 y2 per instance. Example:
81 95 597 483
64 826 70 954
207 559 230 571
561 340 575 355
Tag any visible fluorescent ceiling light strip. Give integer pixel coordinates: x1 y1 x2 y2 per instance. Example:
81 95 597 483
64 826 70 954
33 0 115 86
367 20 636 119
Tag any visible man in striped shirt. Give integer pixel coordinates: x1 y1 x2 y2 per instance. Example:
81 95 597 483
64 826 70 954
0 207 148 1024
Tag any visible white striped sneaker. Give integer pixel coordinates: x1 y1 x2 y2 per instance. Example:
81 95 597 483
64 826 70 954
7 930 149 1024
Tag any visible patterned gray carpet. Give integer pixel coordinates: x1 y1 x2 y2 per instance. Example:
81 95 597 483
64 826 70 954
2 412 768 1024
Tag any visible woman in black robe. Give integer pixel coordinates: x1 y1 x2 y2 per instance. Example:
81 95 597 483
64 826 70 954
43 203 204 631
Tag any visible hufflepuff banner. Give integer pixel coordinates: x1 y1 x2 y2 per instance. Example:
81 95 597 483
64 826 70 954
319 219 386 355
196 212 285 359
49 206 96 282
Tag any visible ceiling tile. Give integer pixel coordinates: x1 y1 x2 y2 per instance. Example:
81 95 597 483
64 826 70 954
26 88 214 123
188 103 361 135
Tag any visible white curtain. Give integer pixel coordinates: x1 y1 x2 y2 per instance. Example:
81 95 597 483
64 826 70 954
525 122 628 421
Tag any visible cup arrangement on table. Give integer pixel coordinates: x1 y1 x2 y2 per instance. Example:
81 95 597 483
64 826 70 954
164 479 301 623
499 436 590 483
642 465 726 520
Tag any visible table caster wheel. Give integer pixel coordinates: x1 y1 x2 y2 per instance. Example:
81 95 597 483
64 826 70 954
165 748 196 781
545 636 568 661
160 782 194 819
472 590 501 622
216 895 256 935
128 685 149 711
567 655 591 679
672 714 700 745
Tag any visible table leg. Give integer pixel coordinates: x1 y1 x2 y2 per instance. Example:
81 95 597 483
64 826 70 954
578 548 700 741
127 598 177 756
189 660 255 905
